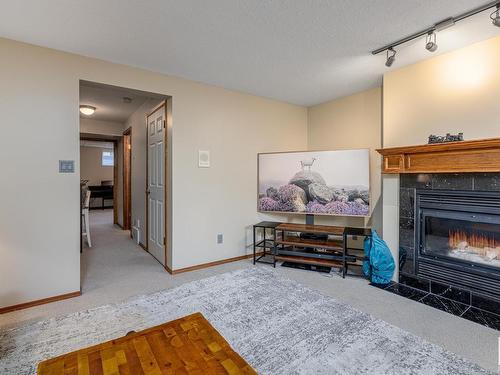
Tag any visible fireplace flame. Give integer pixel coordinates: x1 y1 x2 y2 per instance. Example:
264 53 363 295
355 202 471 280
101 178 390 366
448 229 499 257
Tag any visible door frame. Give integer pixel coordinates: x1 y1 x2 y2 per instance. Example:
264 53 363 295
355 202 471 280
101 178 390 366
145 99 169 267
79 136 119 222
122 128 132 231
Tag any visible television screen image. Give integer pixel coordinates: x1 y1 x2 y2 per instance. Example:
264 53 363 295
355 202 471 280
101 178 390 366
258 149 370 217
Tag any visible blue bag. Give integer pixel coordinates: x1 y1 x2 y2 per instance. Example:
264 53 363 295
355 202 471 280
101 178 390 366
363 230 395 284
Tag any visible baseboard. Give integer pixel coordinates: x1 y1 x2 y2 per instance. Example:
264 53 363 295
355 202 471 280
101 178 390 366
0 291 81 314
116 222 124 229
171 253 263 275
139 242 147 251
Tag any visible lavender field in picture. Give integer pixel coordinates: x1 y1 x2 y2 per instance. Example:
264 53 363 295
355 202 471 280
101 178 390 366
258 150 370 217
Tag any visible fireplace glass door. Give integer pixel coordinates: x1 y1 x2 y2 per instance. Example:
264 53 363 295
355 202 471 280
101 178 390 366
420 210 500 270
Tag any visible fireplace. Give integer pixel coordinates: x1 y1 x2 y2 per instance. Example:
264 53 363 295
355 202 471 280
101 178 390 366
378 138 500 325
416 190 500 300
423 217 500 268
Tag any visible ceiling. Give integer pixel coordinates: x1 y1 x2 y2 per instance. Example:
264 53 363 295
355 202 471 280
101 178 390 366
2 1 500 106
79 82 163 122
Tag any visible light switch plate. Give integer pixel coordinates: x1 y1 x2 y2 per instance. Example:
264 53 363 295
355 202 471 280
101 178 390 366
198 150 210 168
59 160 75 173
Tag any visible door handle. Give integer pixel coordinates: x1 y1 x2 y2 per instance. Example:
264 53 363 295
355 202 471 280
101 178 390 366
146 189 151 195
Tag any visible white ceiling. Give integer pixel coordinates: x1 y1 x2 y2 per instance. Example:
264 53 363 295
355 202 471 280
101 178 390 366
2 1 500 106
79 82 163 122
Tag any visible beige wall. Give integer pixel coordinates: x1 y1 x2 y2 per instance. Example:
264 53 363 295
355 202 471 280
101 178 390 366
80 145 114 186
382 35 500 278
80 118 124 137
307 88 382 231
0 37 307 308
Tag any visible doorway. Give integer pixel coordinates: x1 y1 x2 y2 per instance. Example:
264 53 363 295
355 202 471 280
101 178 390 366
79 80 172 295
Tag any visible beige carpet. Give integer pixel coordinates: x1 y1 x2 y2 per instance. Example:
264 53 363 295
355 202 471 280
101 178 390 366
0 268 494 375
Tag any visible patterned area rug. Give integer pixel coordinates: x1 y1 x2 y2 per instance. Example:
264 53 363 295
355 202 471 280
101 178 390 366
0 268 493 374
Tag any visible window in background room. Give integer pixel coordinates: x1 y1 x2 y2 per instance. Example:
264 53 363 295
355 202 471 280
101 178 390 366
102 149 114 166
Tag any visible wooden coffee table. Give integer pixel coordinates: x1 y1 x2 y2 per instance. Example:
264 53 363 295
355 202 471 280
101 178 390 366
38 312 257 374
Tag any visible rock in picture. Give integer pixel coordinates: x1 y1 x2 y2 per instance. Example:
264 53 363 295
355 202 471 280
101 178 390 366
258 150 370 217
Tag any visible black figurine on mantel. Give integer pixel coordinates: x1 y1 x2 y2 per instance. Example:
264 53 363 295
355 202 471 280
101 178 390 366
428 132 464 144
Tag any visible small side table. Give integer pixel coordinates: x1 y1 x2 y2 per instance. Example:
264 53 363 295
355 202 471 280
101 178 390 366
253 221 282 265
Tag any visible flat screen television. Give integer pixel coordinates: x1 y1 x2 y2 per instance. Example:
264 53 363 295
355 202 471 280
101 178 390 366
258 149 370 217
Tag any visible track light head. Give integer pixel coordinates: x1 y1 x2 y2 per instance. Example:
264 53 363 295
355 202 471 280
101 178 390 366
491 5 500 27
385 48 396 67
425 32 438 52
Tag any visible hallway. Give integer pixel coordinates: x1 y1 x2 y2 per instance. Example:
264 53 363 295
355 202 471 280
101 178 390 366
81 209 167 296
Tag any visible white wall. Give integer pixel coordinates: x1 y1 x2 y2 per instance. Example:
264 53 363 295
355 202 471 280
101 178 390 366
382 35 500 279
0 37 307 308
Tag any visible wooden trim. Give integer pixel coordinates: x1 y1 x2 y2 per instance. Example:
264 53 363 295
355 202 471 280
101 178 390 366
0 291 81 314
376 137 500 174
145 110 149 252
170 253 263 275
122 128 132 230
164 98 171 272
113 141 118 225
147 100 167 118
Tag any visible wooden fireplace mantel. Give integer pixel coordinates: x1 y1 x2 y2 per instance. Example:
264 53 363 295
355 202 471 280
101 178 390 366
376 137 500 174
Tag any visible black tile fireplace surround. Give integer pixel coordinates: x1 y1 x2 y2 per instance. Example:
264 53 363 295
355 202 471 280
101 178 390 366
396 173 500 330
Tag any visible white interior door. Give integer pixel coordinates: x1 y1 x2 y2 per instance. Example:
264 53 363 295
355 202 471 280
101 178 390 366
147 104 165 265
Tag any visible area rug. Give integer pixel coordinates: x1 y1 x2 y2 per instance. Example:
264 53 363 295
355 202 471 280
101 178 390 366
0 267 493 375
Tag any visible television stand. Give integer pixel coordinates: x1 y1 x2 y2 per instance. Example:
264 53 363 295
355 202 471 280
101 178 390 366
273 223 371 278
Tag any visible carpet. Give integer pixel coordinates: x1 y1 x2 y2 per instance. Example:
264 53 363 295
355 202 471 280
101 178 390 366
0 267 493 375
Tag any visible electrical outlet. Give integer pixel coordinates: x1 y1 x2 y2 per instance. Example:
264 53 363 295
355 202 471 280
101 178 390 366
217 234 223 244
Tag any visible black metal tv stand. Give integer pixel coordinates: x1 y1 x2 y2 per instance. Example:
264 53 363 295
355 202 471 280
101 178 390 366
252 221 371 278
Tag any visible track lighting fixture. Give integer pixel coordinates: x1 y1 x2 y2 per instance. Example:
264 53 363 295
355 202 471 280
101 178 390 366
425 32 438 52
372 1 500 63
491 4 500 27
385 48 396 67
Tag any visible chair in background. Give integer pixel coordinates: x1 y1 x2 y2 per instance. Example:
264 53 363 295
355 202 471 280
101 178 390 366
82 189 92 247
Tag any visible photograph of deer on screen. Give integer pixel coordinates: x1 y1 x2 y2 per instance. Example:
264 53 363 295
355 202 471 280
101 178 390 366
258 150 370 217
